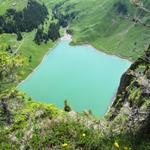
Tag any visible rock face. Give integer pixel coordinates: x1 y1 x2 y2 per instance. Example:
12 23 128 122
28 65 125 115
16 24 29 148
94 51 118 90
108 45 150 137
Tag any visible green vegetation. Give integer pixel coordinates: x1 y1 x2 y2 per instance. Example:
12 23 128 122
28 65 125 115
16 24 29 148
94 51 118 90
0 89 149 149
0 30 56 79
0 0 28 15
53 0 150 61
34 28 48 45
34 22 60 45
0 90 133 150
0 52 24 92
0 0 63 80
64 100 71 112
16 32 23 41
0 0 48 34
108 47 150 136
48 22 60 41
19 31 56 78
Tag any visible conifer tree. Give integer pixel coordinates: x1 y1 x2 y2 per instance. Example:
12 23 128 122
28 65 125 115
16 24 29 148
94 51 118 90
17 32 23 41
64 100 71 112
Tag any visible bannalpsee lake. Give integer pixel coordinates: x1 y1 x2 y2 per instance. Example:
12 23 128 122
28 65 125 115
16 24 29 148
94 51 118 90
19 38 131 116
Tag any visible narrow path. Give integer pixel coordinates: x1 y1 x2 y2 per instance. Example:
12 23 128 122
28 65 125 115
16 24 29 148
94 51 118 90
116 23 135 37
139 6 150 13
12 37 25 56
116 23 135 48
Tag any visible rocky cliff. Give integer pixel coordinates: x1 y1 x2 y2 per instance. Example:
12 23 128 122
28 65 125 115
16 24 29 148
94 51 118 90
108 45 150 139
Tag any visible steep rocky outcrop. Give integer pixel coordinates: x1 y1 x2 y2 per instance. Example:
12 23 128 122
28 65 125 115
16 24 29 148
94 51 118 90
108 44 150 138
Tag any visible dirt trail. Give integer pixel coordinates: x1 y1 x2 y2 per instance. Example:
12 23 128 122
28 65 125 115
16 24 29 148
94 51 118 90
12 37 25 56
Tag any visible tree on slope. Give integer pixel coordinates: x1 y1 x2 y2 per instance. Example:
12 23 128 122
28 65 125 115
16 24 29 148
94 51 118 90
48 22 60 42
17 32 23 41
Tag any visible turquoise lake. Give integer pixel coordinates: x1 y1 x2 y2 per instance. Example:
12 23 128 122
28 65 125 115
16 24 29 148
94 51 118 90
19 40 131 116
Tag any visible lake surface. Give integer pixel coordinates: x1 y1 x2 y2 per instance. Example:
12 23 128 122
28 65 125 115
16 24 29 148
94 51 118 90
19 40 131 116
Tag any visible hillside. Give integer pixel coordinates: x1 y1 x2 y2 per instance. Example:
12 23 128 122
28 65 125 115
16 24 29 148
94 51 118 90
52 0 150 61
0 0 64 79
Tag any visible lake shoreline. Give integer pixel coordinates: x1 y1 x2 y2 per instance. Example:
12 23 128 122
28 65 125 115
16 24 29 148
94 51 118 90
17 32 131 117
66 34 131 116
63 31 132 63
83 44 132 64
17 40 60 88
18 31 132 88
17 31 72 87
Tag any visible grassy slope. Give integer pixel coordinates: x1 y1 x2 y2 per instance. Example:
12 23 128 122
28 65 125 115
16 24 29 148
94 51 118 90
56 0 150 61
20 31 56 78
0 34 21 51
0 0 68 80
0 0 58 79
0 0 28 15
1 90 149 149
0 31 56 79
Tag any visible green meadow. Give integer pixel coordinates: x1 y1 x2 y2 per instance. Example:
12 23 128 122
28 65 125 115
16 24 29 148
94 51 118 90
54 0 150 61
